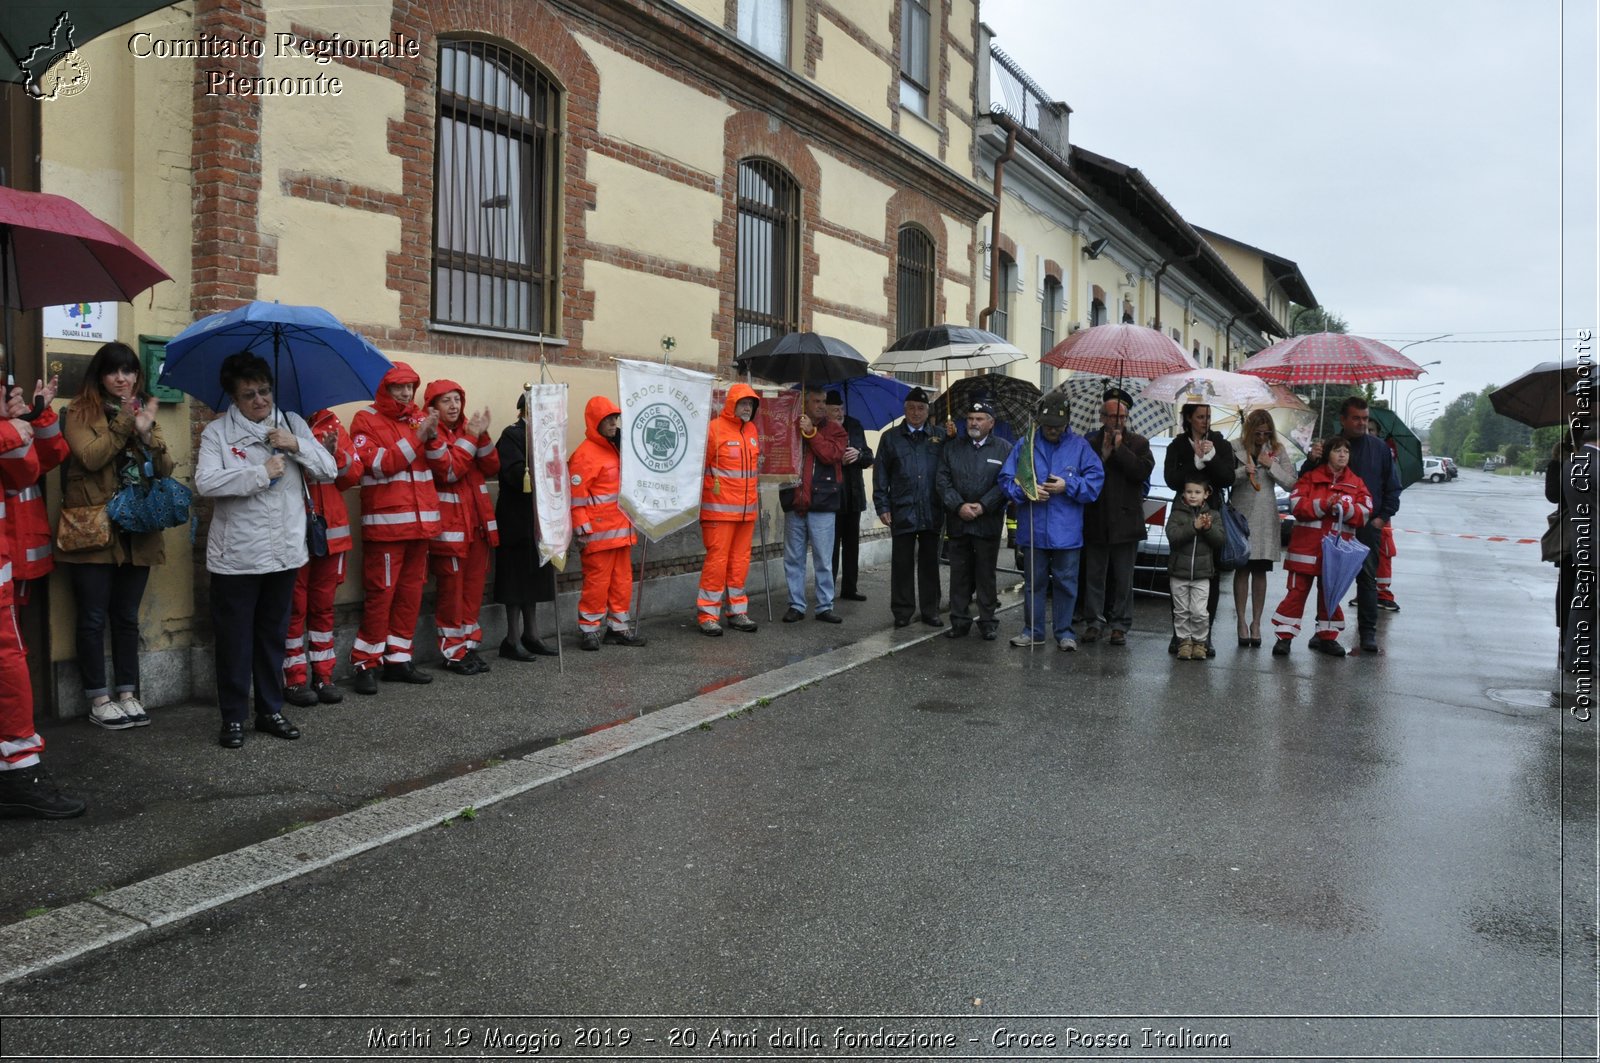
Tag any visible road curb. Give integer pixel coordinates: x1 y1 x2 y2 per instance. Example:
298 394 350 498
0 604 1011 986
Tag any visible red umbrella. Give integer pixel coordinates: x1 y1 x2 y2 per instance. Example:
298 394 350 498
1236 332 1425 385
1041 323 1197 379
0 186 170 310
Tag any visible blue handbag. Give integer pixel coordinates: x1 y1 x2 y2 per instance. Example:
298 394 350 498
106 453 192 534
1217 501 1251 571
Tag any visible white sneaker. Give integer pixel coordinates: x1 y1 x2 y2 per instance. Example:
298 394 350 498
1057 637 1078 652
89 701 136 731
1009 632 1047 647
117 695 151 727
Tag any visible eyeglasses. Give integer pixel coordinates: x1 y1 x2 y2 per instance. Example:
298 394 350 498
236 386 273 402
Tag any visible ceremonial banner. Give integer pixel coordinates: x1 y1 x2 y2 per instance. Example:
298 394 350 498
617 359 715 542
527 383 573 571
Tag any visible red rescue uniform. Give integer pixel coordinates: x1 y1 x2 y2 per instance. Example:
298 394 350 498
3 406 68 605
350 364 442 671
284 409 363 688
424 379 500 662
569 396 635 634
0 419 44 771
696 383 760 624
1270 463 1372 641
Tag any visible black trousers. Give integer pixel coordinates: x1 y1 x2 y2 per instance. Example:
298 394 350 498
832 509 862 595
1354 522 1381 637
890 528 942 622
947 533 1000 626
211 568 298 725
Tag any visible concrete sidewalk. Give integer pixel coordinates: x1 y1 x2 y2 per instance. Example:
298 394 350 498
1 553 1033 981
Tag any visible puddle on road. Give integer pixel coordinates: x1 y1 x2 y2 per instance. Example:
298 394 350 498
1485 688 1564 715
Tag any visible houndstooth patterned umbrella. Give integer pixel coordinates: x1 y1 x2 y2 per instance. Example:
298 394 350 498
1045 374 1177 440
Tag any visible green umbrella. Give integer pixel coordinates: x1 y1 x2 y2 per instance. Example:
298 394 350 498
1368 406 1424 487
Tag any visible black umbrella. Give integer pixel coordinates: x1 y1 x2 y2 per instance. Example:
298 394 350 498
928 372 1041 432
1489 361 1590 429
733 331 870 388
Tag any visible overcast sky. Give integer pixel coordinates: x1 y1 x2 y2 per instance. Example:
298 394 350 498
978 0 1597 424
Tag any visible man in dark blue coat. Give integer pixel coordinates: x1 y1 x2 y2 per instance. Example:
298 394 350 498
874 387 945 627
936 400 1012 639
1301 396 1401 654
825 390 874 602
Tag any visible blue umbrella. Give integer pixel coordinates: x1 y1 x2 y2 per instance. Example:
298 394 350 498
791 373 912 431
159 301 393 416
1320 531 1371 617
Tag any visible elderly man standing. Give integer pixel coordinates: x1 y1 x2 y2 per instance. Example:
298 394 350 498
874 386 945 628
936 400 1011 640
999 398 1104 650
1079 388 1154 646
782 387 848 624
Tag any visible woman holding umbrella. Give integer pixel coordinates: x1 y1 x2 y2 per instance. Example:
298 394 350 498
58 342 174 730
1269 434 1371 658
195 353 336 747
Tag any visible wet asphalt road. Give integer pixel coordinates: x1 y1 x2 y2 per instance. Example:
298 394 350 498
2 469 1595 1061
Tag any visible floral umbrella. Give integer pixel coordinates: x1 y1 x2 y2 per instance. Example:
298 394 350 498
1140 368 1275 407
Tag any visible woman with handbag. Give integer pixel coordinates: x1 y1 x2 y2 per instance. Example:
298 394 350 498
1230 409 1299 647
58 342 174 731
195 353 336 748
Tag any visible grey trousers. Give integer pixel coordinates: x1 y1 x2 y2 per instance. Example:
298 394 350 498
1080 540 1137 631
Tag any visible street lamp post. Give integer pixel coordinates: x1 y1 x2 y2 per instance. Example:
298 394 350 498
1405 383 1444 422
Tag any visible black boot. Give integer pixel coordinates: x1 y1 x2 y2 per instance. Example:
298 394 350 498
0 766 87 819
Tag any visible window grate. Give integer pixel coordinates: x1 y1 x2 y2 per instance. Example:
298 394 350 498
895 225 936 386
432 40 559 335
735 159 801 357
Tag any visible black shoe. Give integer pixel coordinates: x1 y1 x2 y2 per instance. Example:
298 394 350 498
1377 599 1400 612
920 614 944 628
945 624 971 639
781 608 805 623
893 617 911 628
314 681 343 704
1168 635 1181 655
726 615 758 633
603 629 648 647
254 713 302 740
1308 637 1347 658
1204 637 1216 659
464 649 491 673
382 662 434 684
841 591 867 601
1360 633 1379 653
499 639 538 662
353 668 379 695
521 636 560 657
815 610 842 624
218 721 245 749
1271 638 1292 657
283 684 318 708
580 632 602 651
442 657 481 676
979 625 998 641
0 766 88 819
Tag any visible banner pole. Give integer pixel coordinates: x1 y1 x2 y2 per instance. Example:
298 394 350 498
750 368 774 622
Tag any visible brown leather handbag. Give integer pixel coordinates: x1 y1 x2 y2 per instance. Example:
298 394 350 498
56 504 112 553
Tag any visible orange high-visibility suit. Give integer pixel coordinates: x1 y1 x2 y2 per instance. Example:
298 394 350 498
569 396 636 634
697 383 761 624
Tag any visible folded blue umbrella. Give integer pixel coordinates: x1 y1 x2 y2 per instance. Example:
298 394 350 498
159 301 393 416
790 373 912 431
1320 530 1371 617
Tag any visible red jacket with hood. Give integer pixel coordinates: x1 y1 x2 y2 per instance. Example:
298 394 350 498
568 395 634 553
351 363 442 542
0 419 41 594
1284 462 1373 576
701 383 761 522
423 378 500 556
3 406 69 580
304 409 363 555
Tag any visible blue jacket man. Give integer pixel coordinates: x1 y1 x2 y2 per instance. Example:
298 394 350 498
999 399 1104 649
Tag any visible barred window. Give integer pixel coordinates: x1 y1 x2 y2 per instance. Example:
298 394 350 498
735 159 800 356
433 40 559 335
1040 276 1061 389
899 0 932 116
895 224 937 386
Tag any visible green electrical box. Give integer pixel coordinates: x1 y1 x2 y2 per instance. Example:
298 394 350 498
139 335 184 403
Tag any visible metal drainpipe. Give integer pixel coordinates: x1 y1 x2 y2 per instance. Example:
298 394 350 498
1151 246 1204 331
1221 312 1241 369
977 126 1017 330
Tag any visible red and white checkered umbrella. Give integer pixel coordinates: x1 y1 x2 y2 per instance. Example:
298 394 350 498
1237 332 1426 385
1040 323 1197 379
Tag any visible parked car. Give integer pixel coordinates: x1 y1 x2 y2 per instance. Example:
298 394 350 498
1442 456 1459 479
1423 456 1450 483
1482 459 1497 473
1132 437 1293 594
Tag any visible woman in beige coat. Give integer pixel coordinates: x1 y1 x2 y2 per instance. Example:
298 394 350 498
1231 409 1299 646
57 342 173 730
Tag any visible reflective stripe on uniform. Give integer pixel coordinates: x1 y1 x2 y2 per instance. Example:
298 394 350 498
701 502 751 514
712 468 760 479
570 492 618 506
362 510 431 526
326 525 352 541
396 438 417 463
437 492 461 503
434 531 466 543
1285 551 1317 567
24 544 51 563
361 470 422 486
353 637 386 655
13 485 41 503
586 527 631 543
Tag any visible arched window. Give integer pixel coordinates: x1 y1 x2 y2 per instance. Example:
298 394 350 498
735 158 800 355
432 40 560 335
896 225 935 339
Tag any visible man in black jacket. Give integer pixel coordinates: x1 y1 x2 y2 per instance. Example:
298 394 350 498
874 387 945 627
825 390 874 601
936 400 1011 639
1080 390 1154 645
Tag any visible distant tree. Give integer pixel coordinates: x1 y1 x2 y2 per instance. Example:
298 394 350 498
1428 392 1478 458
1288 304 1349 336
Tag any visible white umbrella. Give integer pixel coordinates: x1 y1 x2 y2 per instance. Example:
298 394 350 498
1141 368 1276 407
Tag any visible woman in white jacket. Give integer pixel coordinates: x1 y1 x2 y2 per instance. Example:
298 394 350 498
195 353 336 748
